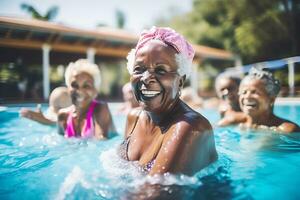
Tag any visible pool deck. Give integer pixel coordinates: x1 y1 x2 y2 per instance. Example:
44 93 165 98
276 97 300 105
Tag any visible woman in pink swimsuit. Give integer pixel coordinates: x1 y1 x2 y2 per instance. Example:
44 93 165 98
57 59 115 139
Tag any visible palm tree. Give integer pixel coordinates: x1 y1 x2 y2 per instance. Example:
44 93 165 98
115 9 126 29
21 3 59 21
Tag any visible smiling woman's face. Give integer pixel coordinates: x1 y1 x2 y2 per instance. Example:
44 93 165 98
130 40 183 113
69 72 97 109
239 78 274 118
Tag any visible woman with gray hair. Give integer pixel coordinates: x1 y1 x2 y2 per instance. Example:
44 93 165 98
119 27 217 176
57 59 115 139
238 67 299 133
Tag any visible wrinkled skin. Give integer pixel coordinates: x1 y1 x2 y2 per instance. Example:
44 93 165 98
122 40 218 176
238 79 300 133
131 40 182 115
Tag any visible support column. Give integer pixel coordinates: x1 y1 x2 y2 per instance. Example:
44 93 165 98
87 48 95 63
191 62 199 93
234 55 244 75
288 59 295 96
42 44 51 100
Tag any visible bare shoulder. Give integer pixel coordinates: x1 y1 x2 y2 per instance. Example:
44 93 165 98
126 107 143 123
124 107 143 137
181 109 212 133
278 121 300 133
95 101 109 112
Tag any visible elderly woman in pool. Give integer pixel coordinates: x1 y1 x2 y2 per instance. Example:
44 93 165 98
239 67 300 133
214 73 246 126
20 86 71 125
57 59 115 139
119 27 218 176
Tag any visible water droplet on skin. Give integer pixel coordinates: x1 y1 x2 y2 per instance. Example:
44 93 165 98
163 147 168 152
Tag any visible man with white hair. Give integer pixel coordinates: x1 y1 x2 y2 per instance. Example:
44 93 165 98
20 86 71 125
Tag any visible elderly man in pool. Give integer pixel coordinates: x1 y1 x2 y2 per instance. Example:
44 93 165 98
214 73 249 126
238 67 300 133
119 27 218 176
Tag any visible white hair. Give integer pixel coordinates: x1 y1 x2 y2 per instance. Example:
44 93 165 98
126 49 192 78
65 59 101 91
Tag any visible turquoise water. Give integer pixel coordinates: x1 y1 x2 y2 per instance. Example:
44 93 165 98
0 103 300 200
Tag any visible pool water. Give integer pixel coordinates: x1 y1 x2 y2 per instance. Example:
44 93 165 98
0 103 300 200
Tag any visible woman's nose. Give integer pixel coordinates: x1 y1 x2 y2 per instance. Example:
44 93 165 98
140 70 155 84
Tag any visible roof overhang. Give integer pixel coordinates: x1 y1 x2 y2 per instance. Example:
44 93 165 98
0 16 235 60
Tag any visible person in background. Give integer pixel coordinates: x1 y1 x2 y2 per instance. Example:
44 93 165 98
57 59 115 139
119 26 217 176
238 67 300 133
20 86 72 125
180 86 203 110
215 73 246 126
118 82 139 115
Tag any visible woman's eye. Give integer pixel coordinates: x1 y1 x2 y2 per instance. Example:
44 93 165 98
155 67 167 75
83 84 92 89
133 66 144 74
71 82 78 89
239 90 246 95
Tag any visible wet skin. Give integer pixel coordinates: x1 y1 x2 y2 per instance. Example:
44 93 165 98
131 39 182 115
238 78 300 133
123 40 218 175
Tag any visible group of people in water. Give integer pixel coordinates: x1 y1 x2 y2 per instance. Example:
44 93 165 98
19 26 299 176
215 68 300 133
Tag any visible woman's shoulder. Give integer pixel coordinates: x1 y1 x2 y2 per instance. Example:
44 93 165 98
126 107 143 124
94 100 110 112
277 117 300 133
179 107 212 133
127 107 143 117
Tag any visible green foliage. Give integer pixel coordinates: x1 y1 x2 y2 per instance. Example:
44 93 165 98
21 3 59 21
116 9 126 29
157 0 300 64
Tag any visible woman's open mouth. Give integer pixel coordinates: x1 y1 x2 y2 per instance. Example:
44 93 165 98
140 89 161 101
242 100 257 110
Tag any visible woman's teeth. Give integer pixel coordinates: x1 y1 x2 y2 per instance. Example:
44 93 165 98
141 90 161 97
76 96 84 102
243 100 257 108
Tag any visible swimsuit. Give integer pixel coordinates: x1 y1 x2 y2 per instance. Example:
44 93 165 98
119 110 141 161
65 100 99 138
119 110 165 172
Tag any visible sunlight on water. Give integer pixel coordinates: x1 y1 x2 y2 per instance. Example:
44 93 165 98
0 104 300 199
